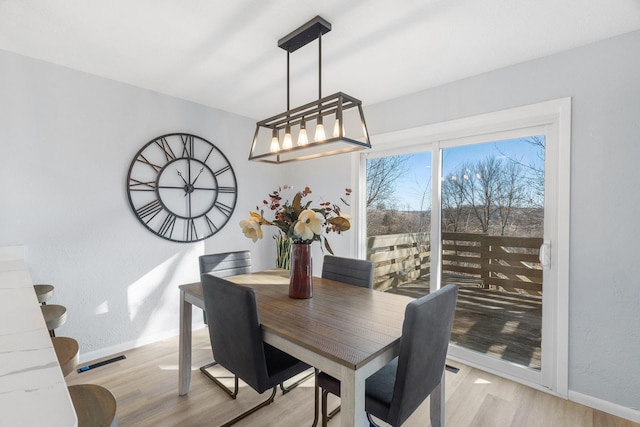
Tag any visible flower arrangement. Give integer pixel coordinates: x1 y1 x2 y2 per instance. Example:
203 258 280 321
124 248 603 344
239 185 352 254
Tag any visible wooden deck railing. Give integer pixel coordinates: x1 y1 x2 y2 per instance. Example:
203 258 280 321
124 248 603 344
367 232 430 291
442 232 543 295
367 232 543 295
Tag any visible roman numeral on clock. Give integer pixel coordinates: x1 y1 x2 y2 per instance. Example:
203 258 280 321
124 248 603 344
136 199 163 222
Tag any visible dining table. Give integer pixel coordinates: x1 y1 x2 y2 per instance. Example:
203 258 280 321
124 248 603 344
178 269 436 427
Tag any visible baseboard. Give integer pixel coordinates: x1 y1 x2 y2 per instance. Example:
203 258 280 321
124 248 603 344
78 321 205 364
568 391 640 424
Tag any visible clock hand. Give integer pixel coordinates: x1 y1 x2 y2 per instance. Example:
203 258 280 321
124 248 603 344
191 167 205 185
176 170 189 185
177 170 192 197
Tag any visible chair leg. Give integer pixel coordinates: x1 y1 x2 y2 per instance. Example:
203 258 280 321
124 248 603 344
366 413 381 427
220 386 278 427
317 372 341 427
200 361 239 398
328 405 341 419
311 369 319 427
430 379 445 427
321 389 329 427
279 368 315 395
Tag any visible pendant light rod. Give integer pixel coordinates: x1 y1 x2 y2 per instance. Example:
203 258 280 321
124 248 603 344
318 30 322 100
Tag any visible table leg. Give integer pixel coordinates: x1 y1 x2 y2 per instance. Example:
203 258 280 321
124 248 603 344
178 288 192 396
429 372 445 427
340 367 367 427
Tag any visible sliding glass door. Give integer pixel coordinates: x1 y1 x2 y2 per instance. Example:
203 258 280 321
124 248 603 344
440 134 546 381
359 99 570 393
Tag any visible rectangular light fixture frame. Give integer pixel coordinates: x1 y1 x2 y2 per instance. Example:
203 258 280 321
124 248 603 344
249 92 371 164
248 16 371 164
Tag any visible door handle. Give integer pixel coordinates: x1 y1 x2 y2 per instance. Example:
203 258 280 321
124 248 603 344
539 240 551 268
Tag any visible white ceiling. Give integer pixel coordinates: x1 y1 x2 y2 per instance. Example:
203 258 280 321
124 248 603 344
1 0 639 120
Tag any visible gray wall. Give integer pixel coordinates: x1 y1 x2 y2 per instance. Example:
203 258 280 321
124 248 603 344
363 30 640 411
0 50 282 359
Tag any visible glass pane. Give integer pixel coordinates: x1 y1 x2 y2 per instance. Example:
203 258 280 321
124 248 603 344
365 152 432 294
441 136 545 371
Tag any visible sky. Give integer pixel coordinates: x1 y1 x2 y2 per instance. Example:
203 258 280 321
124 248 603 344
378 136 545 211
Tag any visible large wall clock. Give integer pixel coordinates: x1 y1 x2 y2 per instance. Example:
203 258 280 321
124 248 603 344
127 133 238 243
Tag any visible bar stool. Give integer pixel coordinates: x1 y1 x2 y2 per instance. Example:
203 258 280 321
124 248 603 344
68 384 118 427
51 337 79 377
34 284 55 305
41 304 67 337
51 338 119 426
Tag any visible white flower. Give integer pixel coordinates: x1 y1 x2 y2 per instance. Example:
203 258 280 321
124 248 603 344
239 218 263 242
293 209 324 240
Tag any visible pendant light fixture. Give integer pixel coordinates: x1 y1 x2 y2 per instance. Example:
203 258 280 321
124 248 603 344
249 16 371 164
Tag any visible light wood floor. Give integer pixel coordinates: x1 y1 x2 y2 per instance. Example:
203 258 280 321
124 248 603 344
65 328 638 427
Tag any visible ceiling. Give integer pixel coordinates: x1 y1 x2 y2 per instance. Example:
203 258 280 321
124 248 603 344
1 0 639 120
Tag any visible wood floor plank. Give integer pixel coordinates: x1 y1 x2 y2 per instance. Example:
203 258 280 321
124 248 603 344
473 394 518 427
64 328 639 427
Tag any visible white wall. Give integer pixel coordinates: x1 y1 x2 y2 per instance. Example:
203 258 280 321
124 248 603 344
0 50 281 360
362 31 640 414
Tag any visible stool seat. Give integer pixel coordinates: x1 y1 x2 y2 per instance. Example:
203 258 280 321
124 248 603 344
41 304 67 336
52 337 79 377
34 284 55 304
68 384 118 427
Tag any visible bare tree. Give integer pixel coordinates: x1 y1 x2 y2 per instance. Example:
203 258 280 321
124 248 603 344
366 156 410 208
444 156 529 235
496 136 545 207
525 136 545 207
441 173 468 232
495 161 526 235
404 176 432 233
461 157 501 233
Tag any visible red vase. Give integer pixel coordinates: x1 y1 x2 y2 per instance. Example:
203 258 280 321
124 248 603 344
289 243 313 298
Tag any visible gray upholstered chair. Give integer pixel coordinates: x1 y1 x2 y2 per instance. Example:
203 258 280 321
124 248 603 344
313 255 375 426
198 251 252 385
317 284 458 427
321 255 375 289
199 250 252 279
201 274 311 426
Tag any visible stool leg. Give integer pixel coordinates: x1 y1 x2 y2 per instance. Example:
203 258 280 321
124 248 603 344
50 329 55 338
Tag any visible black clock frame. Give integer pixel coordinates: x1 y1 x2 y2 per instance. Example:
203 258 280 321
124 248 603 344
126 133 238 243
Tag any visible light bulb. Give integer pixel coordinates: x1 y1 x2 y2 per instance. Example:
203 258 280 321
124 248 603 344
315 115 325 142
270 129 280 153
298 120 308 146
282 124 292 149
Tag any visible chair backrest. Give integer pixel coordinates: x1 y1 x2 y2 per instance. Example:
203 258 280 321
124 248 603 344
199 250 252 278
388 284 458 426
321 255 375 289
201 274 272 393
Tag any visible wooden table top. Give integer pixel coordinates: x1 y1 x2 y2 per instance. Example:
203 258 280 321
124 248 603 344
181 269 413 370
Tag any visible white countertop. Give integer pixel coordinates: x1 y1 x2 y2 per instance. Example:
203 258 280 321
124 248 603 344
0 246 77 426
